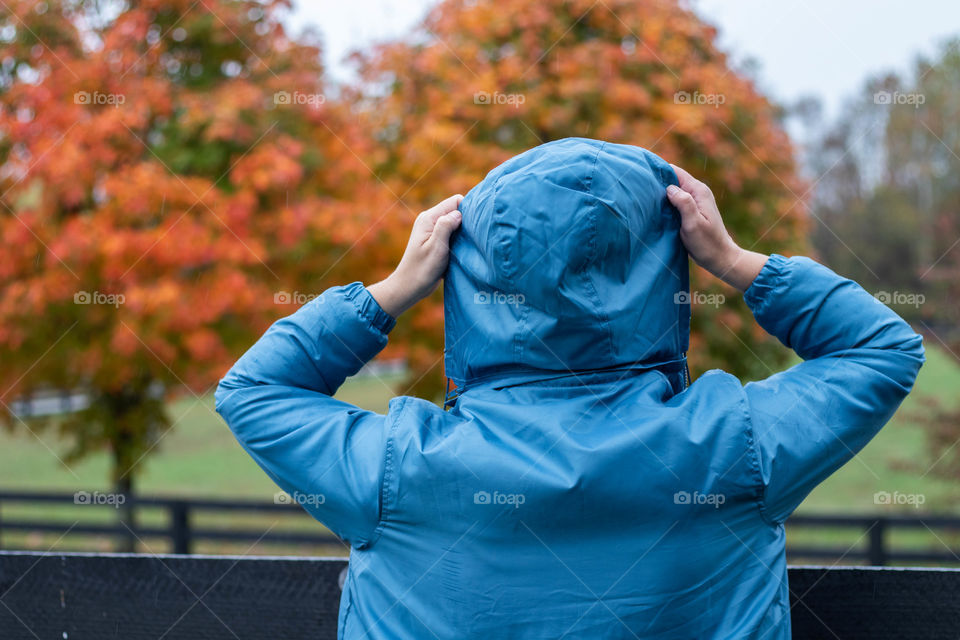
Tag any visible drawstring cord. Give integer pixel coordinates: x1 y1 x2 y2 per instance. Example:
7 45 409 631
443 377 461 411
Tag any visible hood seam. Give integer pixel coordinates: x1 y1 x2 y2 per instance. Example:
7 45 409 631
650 151 689 367
582 142 617 363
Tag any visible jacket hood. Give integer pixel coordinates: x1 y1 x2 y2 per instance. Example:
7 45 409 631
443 137 689 390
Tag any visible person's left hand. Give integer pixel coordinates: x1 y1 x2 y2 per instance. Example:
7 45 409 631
366 194 464 318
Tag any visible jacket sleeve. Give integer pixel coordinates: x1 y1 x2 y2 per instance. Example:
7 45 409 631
214 281 396 547
741 254 925 524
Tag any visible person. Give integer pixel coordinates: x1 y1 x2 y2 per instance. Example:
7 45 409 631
215 138 924 639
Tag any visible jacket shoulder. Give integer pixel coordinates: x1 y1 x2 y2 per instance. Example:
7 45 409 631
680 368 770 521
676 368 746 404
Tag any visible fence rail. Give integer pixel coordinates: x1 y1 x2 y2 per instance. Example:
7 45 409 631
1 490 958 564
0 490 340 554
786 513 960 565
1 553 959 639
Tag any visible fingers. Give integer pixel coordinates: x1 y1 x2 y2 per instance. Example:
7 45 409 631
669 164 713 203
417 194 463 246
420 194 464 225
666 184 703 226
669 164 698 191
429 208 462 248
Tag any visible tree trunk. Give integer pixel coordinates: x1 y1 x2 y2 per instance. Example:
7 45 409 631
113 446 136 553
103 377 163 553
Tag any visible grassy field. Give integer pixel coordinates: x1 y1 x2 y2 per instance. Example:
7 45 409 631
0 373 404 497
800 343 959 513
1 348 957 559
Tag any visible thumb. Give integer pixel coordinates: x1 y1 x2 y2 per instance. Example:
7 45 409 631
666 184 702 227
430 210 462 248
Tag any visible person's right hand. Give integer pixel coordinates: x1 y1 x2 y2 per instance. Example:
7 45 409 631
666 164 768 292
366 194 463 318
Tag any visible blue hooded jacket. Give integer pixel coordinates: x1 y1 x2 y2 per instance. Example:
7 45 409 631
216 138 925 639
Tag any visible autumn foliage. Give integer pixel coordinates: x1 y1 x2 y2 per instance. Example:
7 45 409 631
349 0 809 393
0 0 810 487
0 0 399 488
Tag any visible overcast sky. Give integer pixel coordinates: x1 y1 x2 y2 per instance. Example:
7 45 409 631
287 0 958 122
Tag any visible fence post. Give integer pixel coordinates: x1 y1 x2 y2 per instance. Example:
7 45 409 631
869 518 887 566
170 501 191 554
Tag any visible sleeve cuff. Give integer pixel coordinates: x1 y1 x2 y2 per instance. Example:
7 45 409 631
743 253 790 319
343 281 397 335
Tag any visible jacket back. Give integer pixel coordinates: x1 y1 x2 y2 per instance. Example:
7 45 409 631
216 138 924 639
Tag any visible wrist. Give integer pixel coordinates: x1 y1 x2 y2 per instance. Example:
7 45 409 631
367 273 417 319
706 242 742 283
715 247 768 292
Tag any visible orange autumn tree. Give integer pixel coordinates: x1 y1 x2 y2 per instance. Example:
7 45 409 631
0 0 397 505
347 0 809 396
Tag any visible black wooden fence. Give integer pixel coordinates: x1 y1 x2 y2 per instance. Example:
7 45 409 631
0 490 341 554
1 490 959 565
1 553 959 639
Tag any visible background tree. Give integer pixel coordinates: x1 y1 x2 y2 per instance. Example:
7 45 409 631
346 0 810 396
806 39 960 482
0 0 397 545
883 41 960 483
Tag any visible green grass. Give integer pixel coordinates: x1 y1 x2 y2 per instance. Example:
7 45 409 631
1 350 958 561
784 345 960 566
0 373 406 555
799 344 960 514
0 373 406 496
